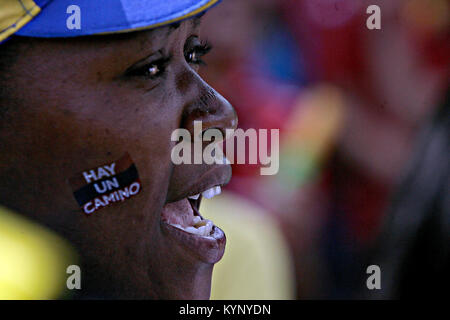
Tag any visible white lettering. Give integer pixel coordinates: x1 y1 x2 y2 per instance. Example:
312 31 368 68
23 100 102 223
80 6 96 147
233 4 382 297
83 202 95 214
82 170 97 183
366 265 381 289
66 265 81 289
104 163 116 175
66 5 81 30
366 5 381 30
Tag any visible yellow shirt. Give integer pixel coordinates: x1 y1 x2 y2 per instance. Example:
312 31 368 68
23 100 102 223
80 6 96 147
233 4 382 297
0 206 76 299
202 192 295 300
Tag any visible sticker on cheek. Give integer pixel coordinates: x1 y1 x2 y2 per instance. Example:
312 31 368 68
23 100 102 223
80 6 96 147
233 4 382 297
69 153 142 215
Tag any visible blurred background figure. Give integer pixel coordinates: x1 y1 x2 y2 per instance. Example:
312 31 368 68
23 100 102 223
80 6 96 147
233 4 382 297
368 89 449 299
202 0 448 298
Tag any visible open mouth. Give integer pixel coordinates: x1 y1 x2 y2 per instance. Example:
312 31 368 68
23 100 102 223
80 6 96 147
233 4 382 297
160 186 226 264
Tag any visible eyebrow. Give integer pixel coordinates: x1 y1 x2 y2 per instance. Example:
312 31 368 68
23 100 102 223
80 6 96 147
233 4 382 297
166 15 203 35
99 14 204 57
192 14 204 27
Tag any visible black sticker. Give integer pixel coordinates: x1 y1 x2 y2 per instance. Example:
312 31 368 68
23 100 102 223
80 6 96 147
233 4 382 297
69 153 141 215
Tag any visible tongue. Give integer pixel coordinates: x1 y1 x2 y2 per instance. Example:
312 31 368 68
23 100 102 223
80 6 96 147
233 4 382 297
161 198 194 227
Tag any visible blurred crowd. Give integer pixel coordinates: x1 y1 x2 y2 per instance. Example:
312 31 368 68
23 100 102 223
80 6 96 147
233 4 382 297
201 0 449 298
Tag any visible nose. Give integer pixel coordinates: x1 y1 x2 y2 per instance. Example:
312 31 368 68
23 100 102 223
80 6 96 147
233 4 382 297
180 72 238 140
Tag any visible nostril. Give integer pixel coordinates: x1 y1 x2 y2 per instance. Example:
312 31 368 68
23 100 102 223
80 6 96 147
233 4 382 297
182 83 237 138
202 127 226 142
189 107 209 118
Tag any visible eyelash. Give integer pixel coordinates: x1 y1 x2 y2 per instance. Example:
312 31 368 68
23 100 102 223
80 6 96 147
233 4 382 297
130 40 212 79
185 40 212 66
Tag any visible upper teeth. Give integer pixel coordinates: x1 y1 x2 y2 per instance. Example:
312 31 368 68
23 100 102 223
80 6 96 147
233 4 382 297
188 186 222 200
192 216 202 225
201 186 221 199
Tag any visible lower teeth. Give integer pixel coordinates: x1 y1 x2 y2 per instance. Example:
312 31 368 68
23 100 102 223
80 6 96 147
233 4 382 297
170 218 214 237
192 216 201 225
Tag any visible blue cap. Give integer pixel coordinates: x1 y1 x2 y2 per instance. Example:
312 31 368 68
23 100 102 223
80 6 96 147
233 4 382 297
0 0 220 43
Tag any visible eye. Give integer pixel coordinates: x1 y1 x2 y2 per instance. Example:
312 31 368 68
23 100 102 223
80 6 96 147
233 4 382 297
184 38 212 65
125 56 171 79
147 64 160 77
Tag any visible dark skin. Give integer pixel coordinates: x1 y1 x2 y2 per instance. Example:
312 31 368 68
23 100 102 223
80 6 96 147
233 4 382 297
0 17 237 299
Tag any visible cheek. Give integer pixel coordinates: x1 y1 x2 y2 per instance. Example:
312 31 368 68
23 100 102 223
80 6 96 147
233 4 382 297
3 81 181 222
89 84 181 188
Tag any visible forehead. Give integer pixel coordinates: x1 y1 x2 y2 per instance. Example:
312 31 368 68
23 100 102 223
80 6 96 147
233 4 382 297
94 16 203 49
4 15 205 87
9 16 204 72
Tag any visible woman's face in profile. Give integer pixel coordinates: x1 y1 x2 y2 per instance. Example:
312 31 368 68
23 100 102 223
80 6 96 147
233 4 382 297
0 17 237 299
